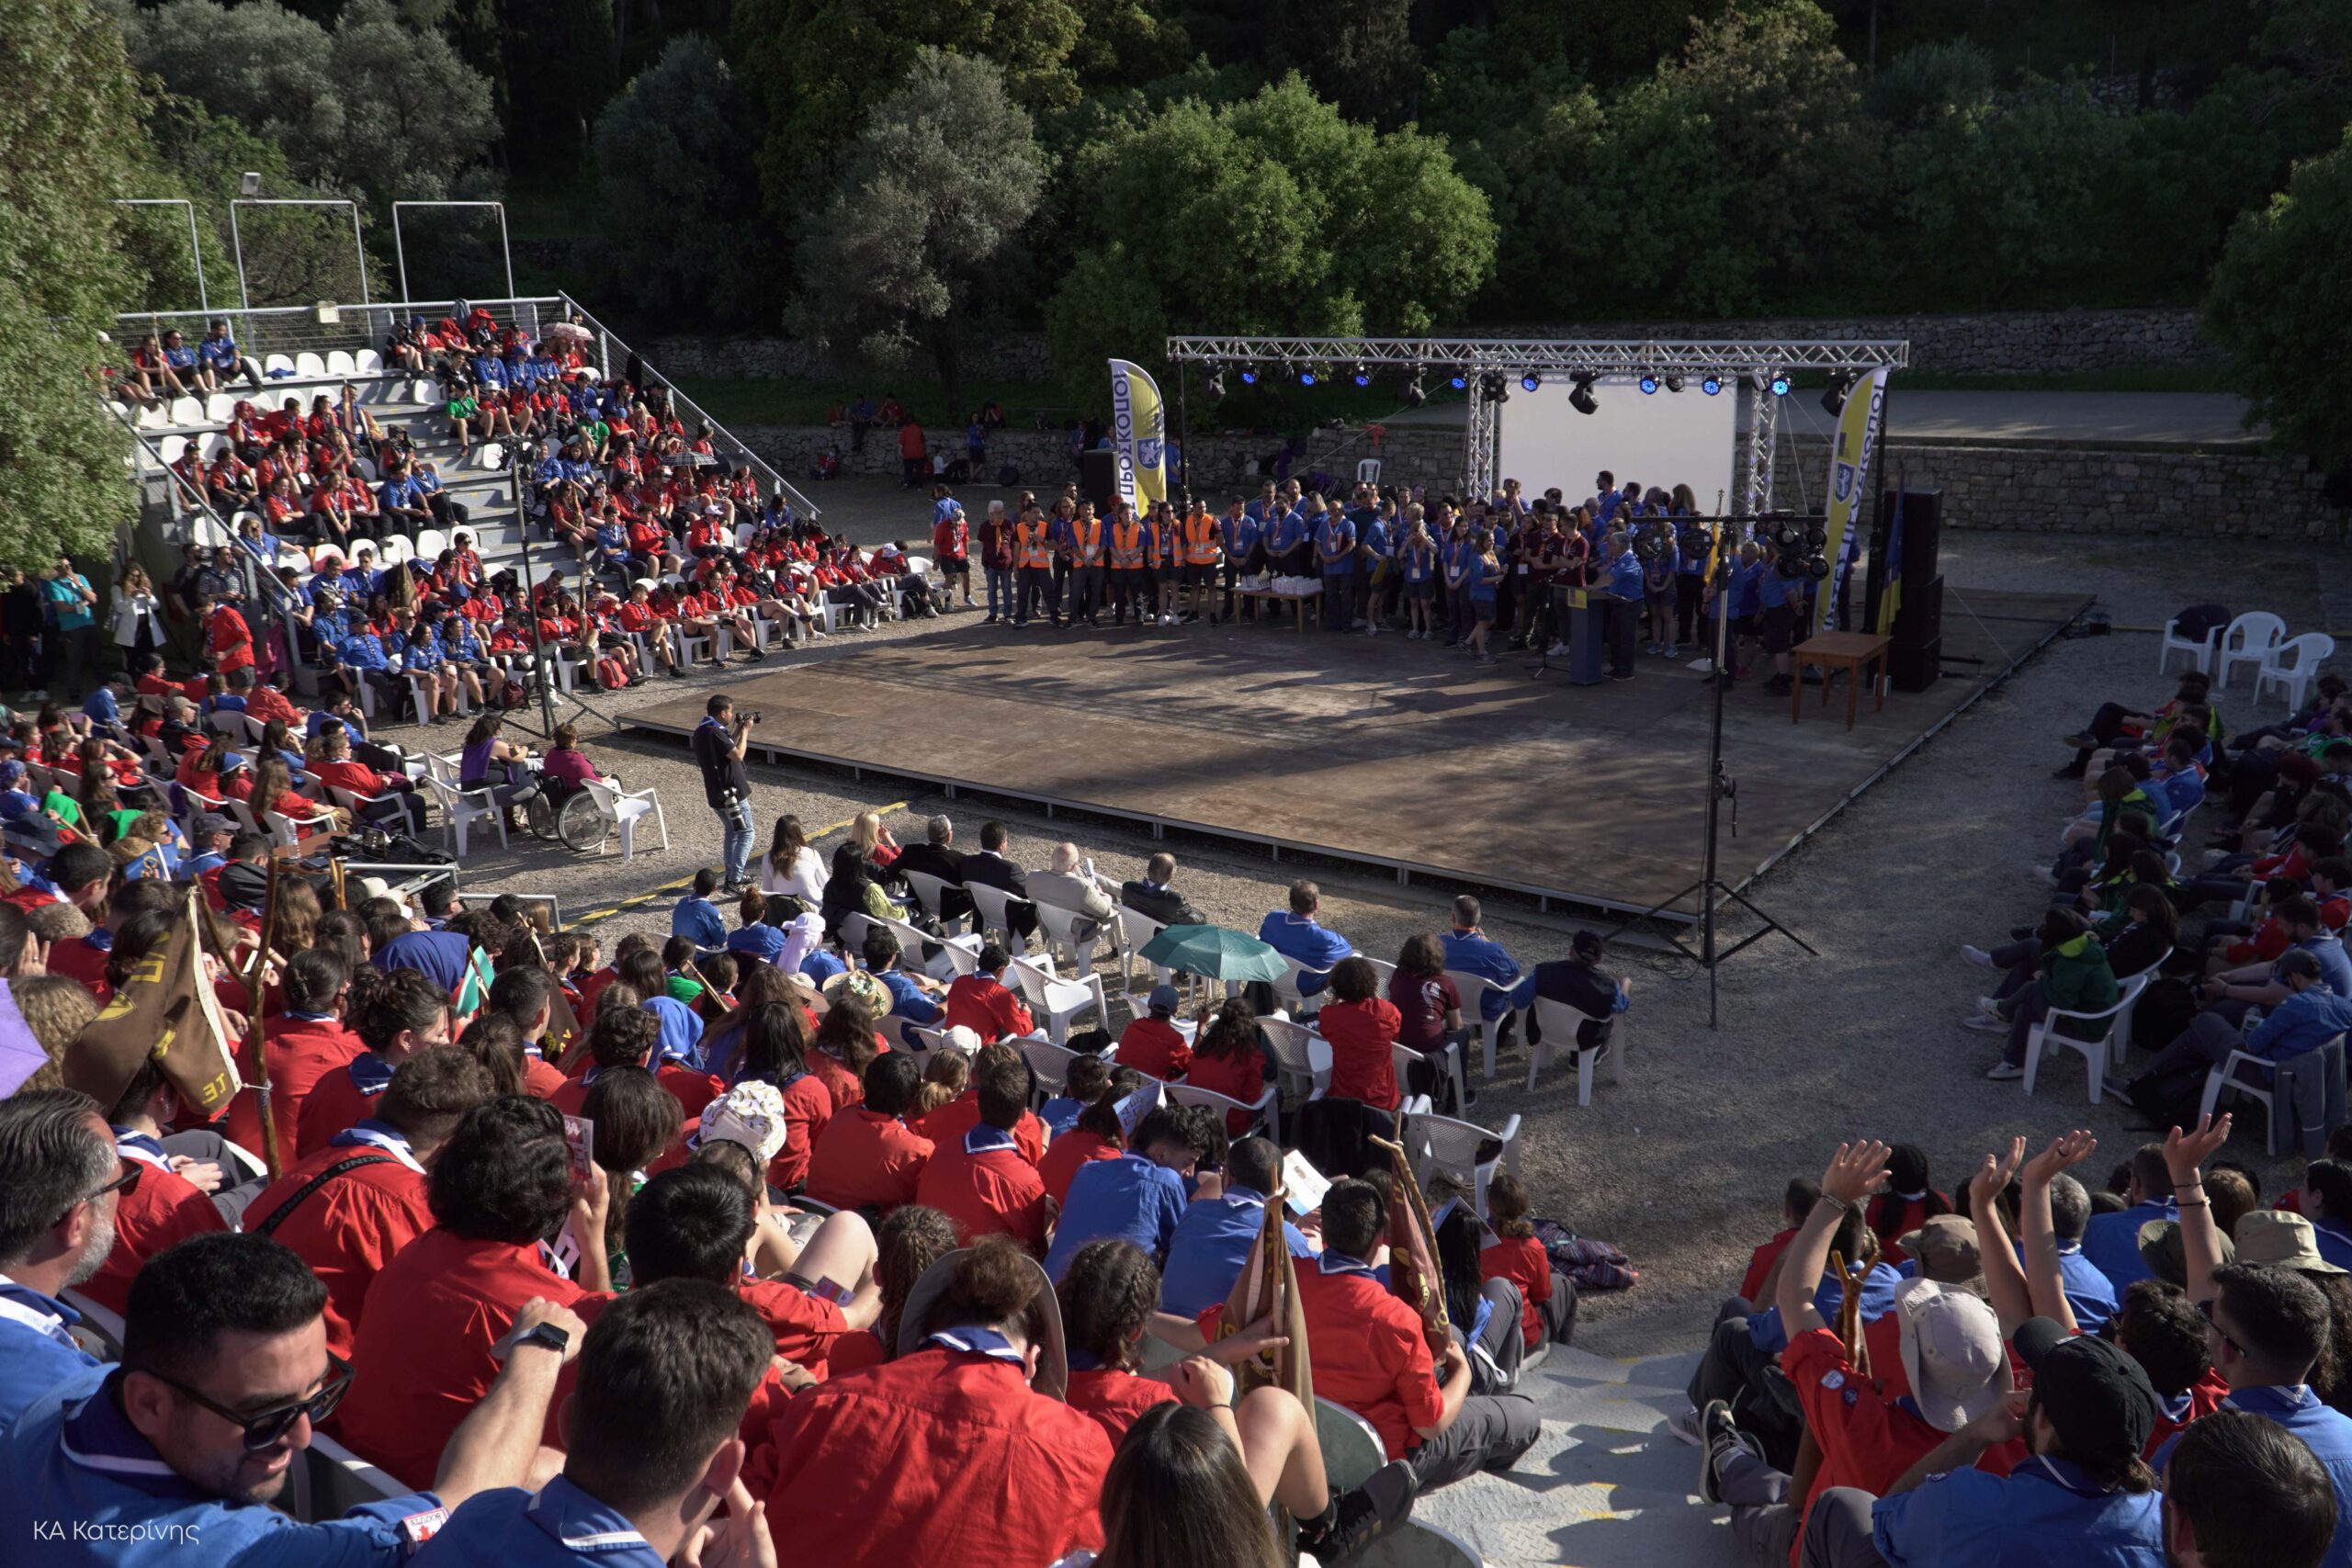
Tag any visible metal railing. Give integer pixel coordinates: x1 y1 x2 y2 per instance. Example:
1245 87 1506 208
559 294 820 522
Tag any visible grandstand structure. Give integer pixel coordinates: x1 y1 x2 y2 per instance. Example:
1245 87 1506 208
109 293 813 687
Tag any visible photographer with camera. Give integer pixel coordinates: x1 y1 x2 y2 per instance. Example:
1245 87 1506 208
694 694 762 894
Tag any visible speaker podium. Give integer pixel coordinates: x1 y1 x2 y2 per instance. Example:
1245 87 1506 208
1865 489 1945 694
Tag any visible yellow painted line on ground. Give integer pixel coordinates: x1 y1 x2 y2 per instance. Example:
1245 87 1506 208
567 802 910 931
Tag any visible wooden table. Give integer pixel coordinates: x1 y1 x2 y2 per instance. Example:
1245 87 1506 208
1235 588 1320 633
1791 631 1892 731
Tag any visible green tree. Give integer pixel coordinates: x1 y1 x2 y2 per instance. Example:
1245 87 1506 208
794 50 1045 409
117 0 496 213
0 0 147 562
729 0 1083 225
1488 0 1729 85
1270 0 1419 123
1045 75 1493 391
589 35 765 322
2203 128 2352 469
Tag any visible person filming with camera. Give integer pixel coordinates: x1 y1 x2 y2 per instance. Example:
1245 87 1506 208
694 694 762 894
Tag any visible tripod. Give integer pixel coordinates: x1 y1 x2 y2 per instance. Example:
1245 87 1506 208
1613 538 1815 1027
500 463 619 743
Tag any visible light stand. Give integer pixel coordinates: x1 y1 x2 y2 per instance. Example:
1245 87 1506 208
1612 524 1817 1027
502 463 610 741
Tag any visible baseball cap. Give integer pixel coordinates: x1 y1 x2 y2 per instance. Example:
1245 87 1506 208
1147 983 1180 1015
0 761 22 786
1899 1214 1984 1285
1893 1277 2010 1432
944 1024 983 1054
2233 1210 2345 1274
193 812 233 836
2011 1317 2160 1464
217 750 246 773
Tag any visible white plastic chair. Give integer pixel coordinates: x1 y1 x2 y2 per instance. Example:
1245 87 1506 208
294 352 328 378
1526 996 1626 1107
1314 1398 1386 1491
325 350 356 376
206 391 241 423
475 440 504 471
355 348 384 374
1272 954 1333 1018
1356 457 1383 484
1169 1078 1279 1139
1260 1016 1331 1100
966 882 1035 953
2021 973 2151 1105
263 353 296 378
1404 1107 1523 1214
899 869 967 933
939 935 982 979
2257 633 2335 711
1009 956 1107 1047
375 535 413 567
1447 969 1528 1080
413 526 448 560
425 773 506 856
1116 906 1170 990
2215 613 2288 689
876 913 956 983
1394 1040 1469 1120
583 778 666 860
2198 1034 2348 1156
1020 1037 1097 1100
1031 898 1103 976
266 806 338 850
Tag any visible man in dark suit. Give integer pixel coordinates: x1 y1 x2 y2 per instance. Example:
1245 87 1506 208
954 818 1037 943
1121 851 1206 928
1532 930 1630 1052
892 813 973 925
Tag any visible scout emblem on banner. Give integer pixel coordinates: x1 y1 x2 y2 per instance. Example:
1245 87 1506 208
66 890 243 1117
1108 360 1170 513
1815 365 1891 635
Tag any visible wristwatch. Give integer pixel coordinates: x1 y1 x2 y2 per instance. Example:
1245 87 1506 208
514 1320 571 1358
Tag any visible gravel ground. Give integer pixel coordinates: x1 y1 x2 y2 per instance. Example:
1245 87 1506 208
380 481 2351 1358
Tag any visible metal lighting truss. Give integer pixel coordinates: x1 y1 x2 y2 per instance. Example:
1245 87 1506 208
1165 336 1909 503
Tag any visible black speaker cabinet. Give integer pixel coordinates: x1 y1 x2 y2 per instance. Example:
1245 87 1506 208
1080 450 1119 513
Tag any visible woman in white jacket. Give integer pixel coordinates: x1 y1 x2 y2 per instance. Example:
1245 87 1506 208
112 563 168 664
758 811 831 903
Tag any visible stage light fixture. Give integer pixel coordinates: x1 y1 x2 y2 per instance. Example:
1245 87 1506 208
1665 375 1684 393
1821 371 1854 417
1205 365 1227 397
1478 371 1510 403
1769 372 1792 397
1521 373 1542 392
1638 375 1659 395
1351 365 1371 388
1298 367 1317 387
1239 365 1260 386
1402 370 1426 408
1804 554 1832 581
1448 370 1467 390
1568 375 1599 416
1701 374 1723 396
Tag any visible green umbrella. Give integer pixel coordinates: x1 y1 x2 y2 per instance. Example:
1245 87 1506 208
1137 924 1286 983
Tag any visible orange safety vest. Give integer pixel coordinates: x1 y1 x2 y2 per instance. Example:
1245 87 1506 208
1016 520 1052 570
1182 511 1220 566
1074 517 1104 565
1110 520 1145 570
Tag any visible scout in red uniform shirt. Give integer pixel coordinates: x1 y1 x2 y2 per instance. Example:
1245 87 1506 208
941 952 1036 1043
915 1043 1046 1166
335 1097 600 1489
296 966 455 1157
77 1077 229 1317
1113 986 1193 1079
913 1055 1052 1253
1477 1171 1575 1352
757 1239 1112 1565
1037 1097 1123 1207
805 1052 934 1213
220 948 368 1164
1696 1140 2018 1568
242 1046 493 1359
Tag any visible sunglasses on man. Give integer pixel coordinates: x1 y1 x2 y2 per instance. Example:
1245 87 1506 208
140 1353 355 1453
51 1158 140 1226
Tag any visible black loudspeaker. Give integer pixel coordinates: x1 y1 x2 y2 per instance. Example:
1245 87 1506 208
1883 488 1941 585
1890 636 1942 693
1080 449 1119 513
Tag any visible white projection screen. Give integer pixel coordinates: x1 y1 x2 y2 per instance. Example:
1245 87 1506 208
1493 378 1737 512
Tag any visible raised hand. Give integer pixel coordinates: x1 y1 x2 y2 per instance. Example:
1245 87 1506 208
1822 1141 1893 1207
2022 1130 2099 1187
2165 1114 2233 1185
1970 1136 2028 1210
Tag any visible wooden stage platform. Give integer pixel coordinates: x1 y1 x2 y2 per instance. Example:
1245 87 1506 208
626 588 2089 920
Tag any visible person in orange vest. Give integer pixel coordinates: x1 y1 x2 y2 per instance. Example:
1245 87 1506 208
1181 499 1223 623
1106 502 1148 626
1066 502 1107 627
1148 501 1184 626
1013 502 1056 627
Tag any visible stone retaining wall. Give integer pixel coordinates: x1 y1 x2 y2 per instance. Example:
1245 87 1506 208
749 423 2344 542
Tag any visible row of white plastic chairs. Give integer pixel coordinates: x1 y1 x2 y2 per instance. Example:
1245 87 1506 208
137 361 611 433
2159 609 2335 711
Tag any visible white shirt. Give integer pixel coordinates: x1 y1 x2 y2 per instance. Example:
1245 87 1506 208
758 845 829 900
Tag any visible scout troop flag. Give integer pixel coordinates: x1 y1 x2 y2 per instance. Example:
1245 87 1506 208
1815 364 1891 635
1108 360 1169 513
65 889 242 1118
1373 1129 1453 1358
1228 1179 1314 1411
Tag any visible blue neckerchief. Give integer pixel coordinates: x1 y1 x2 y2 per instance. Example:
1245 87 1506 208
347 1052 396 1096
110 1127 170 1166
2012 1454 2120 1498
1065 1348 1106 1372
2155 1387 2194 1424
525 1473 665 1562
0 1275 81 1348
60 1372 193 1497
330 1119 423 1171
965 1123 1019 1156
926 1325 1028 1366
285 1009 336 1022
1317 1251 1378 1280
2229 1383 2320 1418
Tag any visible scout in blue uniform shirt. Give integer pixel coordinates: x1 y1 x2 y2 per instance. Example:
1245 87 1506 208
1042 1108 1202 1281
1 1232 574 1568
1158 1138 1316 1317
